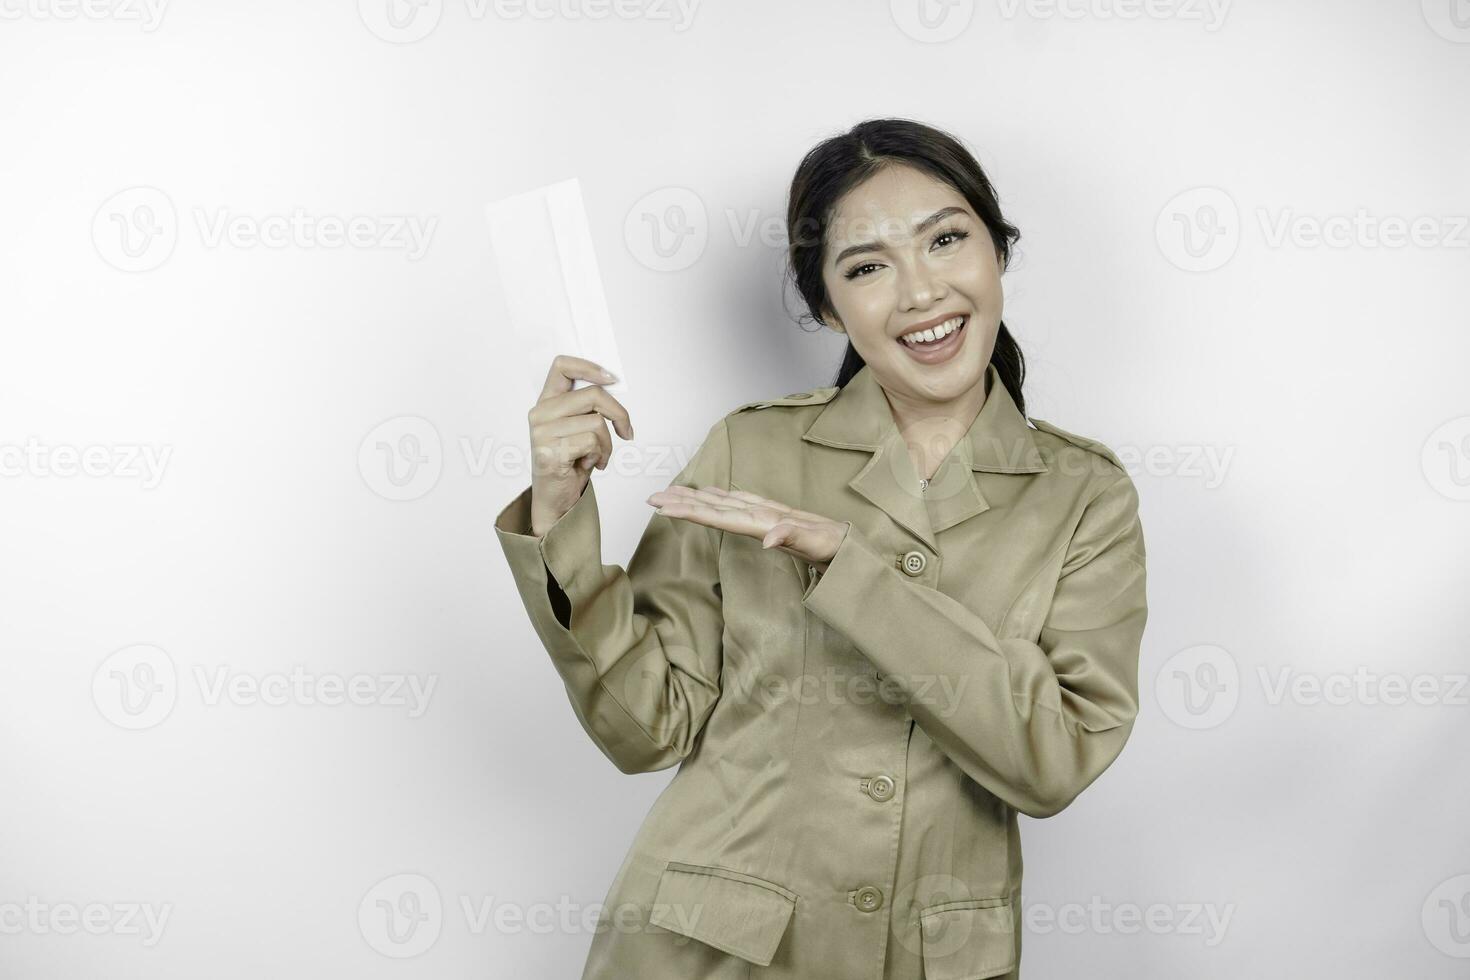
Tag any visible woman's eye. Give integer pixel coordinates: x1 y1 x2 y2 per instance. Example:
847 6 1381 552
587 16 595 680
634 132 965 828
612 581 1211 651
932 228 971 250
843 229 969 280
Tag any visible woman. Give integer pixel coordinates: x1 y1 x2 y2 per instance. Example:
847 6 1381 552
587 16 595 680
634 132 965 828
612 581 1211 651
494 118 1148 979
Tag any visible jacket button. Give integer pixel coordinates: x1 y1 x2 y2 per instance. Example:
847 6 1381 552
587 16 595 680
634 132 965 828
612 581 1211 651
898 551 926 576
864 774 896 802
784 392 812 399
854 886 883 913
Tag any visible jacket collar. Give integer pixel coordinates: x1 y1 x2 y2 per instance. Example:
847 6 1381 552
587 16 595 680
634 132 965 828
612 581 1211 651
801 361 1048 549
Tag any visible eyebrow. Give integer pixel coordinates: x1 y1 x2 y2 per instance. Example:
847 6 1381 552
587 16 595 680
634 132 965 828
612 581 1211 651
829 206 972 267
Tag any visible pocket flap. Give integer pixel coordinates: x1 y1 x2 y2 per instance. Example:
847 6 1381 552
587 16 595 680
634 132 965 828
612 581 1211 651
919 897 1016 980
647 860 798 966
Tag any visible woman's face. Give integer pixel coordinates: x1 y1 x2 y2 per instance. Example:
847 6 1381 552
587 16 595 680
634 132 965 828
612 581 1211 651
820 163 1003 405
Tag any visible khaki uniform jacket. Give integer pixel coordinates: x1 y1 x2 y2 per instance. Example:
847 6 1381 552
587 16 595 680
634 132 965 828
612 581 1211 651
494 361 1148 980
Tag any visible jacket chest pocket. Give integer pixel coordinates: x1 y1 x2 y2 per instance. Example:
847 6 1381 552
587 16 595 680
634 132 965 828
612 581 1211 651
647 861 798 967
918 897 1017 980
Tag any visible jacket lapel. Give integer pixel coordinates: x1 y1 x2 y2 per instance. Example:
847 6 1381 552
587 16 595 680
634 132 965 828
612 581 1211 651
801 361 1049 550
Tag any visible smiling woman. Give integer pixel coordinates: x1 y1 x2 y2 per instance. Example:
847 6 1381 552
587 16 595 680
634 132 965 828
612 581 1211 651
494 118 1148 980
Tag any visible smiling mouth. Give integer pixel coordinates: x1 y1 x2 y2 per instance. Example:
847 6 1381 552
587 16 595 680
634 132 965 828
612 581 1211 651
898 314 966 348
896 314 968 362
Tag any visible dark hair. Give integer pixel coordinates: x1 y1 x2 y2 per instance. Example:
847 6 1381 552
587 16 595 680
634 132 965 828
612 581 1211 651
783 117 1026 414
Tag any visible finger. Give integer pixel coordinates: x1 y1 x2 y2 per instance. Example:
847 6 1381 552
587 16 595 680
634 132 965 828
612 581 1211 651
538 413 614 470
533 430 603 477
538 354 619 401
715 488 833 524
707 486 808 517
534 384 633 441
762 522 805 550
650 484 749 512
650 494 769 537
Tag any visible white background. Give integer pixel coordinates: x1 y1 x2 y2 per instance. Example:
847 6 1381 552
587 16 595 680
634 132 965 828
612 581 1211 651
2 1 1468 977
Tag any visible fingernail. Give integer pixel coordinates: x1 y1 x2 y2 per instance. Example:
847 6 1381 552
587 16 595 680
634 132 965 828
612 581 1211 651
601 369 618 381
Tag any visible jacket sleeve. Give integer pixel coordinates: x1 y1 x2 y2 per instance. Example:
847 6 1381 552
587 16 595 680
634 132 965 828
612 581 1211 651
492 417 731 775
801 471 1147 818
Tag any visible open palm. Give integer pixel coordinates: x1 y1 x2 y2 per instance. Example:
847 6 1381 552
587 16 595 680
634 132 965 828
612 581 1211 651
646 485 849 569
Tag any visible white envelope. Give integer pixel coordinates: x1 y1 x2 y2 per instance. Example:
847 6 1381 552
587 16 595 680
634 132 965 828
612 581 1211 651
485 177 628 396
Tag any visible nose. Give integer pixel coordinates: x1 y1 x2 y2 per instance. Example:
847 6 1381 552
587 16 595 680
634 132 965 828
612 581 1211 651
895 252 946 313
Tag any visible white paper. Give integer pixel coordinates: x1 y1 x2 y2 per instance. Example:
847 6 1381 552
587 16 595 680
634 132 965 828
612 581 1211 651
485 178 628 396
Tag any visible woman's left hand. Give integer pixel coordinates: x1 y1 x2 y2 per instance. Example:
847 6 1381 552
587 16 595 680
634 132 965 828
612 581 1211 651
646 485 849 570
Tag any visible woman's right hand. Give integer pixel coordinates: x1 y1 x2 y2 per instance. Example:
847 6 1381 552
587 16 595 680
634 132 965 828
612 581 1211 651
527 354 634 537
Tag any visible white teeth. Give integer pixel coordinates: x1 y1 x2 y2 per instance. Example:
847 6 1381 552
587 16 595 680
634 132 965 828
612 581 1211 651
901 316 964 346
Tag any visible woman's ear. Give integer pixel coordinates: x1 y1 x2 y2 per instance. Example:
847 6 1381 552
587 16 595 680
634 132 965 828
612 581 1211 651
823 309 846 334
